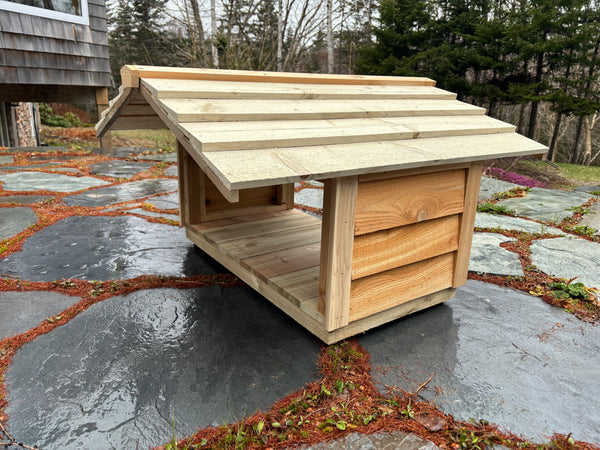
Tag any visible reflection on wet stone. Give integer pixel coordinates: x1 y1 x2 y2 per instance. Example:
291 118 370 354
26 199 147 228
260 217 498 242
0 206 38 240
5 287 320 449
361 280 600 443
0 171 110 192
0 215 225 281
62 179 178 207
89 160 154 179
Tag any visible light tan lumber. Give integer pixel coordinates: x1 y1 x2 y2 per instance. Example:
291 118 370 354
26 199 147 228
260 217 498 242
202 133 547 191
220 225 321 259
138 84 240 203
277 183 295 209
318 176 358 331
357 162 470 182
142 78 453 100
178 141 205 226
182 115 514 152
159 98 485 123
269 266 320 306
354 170 465 236
453 163 483 287
121 65 436 88
95 87 113 153
187 217 456 343
110 115 166 130
242 242 321 281
203 172 278 213
352 215 460 280
349 252 455 322
190 209 305 232
95 86 134 138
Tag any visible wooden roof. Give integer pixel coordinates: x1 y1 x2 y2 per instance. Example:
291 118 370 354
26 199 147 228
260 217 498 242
97 65 547 202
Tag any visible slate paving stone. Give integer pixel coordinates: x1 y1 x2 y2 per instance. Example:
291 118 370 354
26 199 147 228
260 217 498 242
530 237 600 288
45 167 82 174
0 215 224 281
574 185 600 193
0 194 54 205
5 287 320 449
136 152 177 162
295 186 324 210
112 147 158 157
89 160 154 179
0 171 109 192
0 163 64 171
27 154 92 162
360 280 600 443
62 178 178 207
468 232 523 276
164 165 178 176
126 207 180 221
9 146 66 153
496 187 593 223
0 155 14 164
0 291 80 339
304 431 438 450
478 177 523 201
474 212 564 235
578 201 600 230
0 206 38 240
145 192 180 210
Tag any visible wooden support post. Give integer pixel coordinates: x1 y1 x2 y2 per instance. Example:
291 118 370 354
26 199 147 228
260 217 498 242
318 176 358 330
177 141 204 227
95 87 113 154
453 163 483 287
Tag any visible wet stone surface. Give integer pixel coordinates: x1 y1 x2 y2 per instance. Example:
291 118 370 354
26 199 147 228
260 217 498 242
27 154 92 162
89 160 155 179
496 188 593 223
478 177 522 201
0 194 54 205
9 146 66 153
361 280 600 443
5 287 320 449
0 155 14 164
468 232 523 276
574 185 600 193
0 163 64 171
112 147 157 158
62 178 178 207
145 192 180 210
578 201 600 230
126 207 180 221
0 171 109 192
295 186 324 210
0 206 38 240
304 431 437 450
474 212 564 235
530 237 600 288
164 165 178 177
0 215 224 281
136 152 177 162
0 291 80 339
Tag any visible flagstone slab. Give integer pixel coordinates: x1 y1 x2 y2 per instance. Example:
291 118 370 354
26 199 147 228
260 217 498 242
578 201 600 231
136 152 177 162
27 154 92 162
360 280 600 443
530 237 600 288
295 186 324 210
574 185 600 193
0 155 14 164
62 179 178 207
0 215 224 281
305 431 437 450
496 188 593 223
113 147 157 158
126 208 180 222
468 232 523 276
0 163 64 171
5 287 320 449
0 206 38 240
0 291 80 340
0 195 54 205
9 146 66 153
474 212 564 235
0 172 109 192
164 165 178 177
89 160 154 179
478 177 523 201
145 192 179 210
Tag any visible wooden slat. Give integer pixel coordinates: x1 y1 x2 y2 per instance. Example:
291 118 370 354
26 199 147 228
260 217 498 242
453 163 483 287
352 215 460 280
159 98 485 123
109 116 166 131
318 176 358 331
242 242 321 280
220 225 320 259
202 133 547 191
269 266 320 305
179 144 204 226
204 173 278 213
95 87 135 137
354 170 465 235
349 252 455 322
143 78 453 100
122 65 437 88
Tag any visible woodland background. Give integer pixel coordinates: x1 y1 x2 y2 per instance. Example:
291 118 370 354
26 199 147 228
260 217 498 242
106 0 600 166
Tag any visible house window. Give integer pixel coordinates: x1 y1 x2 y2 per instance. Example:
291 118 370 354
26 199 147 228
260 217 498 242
0 0 89 25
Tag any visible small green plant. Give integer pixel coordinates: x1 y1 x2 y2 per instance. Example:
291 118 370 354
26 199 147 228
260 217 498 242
564 224 597 237
401 402 415 419
448 429 483 450
477 202 514 215
549 281 590 300
566 205 590 215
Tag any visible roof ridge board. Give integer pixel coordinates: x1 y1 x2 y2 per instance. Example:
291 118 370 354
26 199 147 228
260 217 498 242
121 65 436 88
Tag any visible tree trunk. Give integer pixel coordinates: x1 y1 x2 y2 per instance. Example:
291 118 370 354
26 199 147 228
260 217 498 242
517 103 527 135
189 0 205 66
211 0 218 68
327 0 334 73
582 116 593 165
277 0 283 71
570 116 585 164
527 50 544 140
547 112 563 162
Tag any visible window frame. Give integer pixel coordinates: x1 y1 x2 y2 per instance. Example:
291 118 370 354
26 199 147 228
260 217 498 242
0 0 90 25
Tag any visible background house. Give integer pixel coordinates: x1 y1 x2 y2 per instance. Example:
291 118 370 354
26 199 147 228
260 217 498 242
0 0 112 150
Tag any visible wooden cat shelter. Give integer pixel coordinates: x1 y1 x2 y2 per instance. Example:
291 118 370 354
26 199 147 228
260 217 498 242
96 65 547 344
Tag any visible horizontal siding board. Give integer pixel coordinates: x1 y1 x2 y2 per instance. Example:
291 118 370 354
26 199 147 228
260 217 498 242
88 2 107 19
5 67 111 86
88 16 107 32
0 49 109 72
0 33 108 58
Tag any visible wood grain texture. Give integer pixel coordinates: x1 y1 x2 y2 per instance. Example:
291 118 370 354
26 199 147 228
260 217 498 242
453 163 483 287
242 242 321 281
352 215 460 280
318 176 358 331
349 252 455 322
354 170 465 235
269 266 320 305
